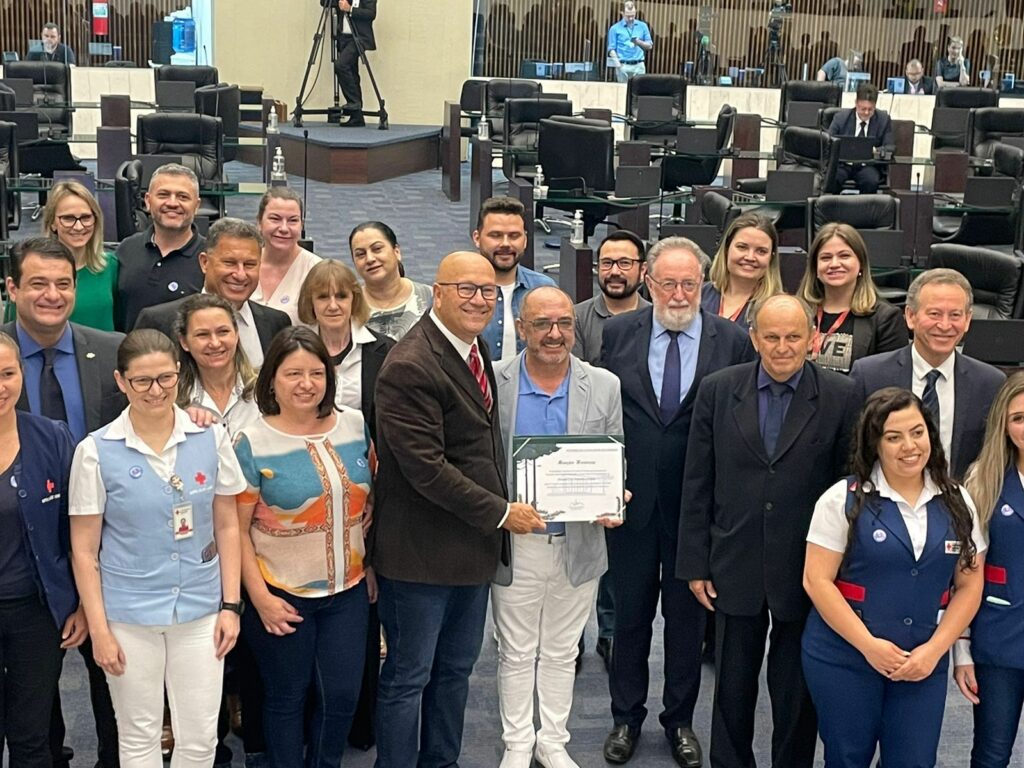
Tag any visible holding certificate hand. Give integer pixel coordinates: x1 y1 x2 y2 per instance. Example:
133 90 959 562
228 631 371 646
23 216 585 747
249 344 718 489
492 286 624 768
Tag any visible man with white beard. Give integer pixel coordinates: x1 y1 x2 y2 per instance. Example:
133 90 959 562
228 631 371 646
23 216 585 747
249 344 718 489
599 238 754 767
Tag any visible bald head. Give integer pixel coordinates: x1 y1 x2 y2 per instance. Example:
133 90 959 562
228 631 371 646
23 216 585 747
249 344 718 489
433 251 498 344
749 293 813 332
521 285 574 319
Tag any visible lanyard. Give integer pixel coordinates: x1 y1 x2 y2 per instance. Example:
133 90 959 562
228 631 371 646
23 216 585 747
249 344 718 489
719 296 747 323
812 306 850 358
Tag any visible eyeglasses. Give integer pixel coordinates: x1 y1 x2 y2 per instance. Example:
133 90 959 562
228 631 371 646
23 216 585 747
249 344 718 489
56 213 95 229
647 277 700 294
125 371 179 392
437 282 498 300
598 257 641 272
527 318 574 333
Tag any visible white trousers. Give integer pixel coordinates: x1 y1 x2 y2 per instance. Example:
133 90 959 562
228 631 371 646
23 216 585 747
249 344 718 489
616 61 646 83
106 613 223 768
491 534 599 752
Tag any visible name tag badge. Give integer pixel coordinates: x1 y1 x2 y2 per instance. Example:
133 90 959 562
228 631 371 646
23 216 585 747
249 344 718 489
1002 504 1015 517
945 540 962 555
173 502 194 540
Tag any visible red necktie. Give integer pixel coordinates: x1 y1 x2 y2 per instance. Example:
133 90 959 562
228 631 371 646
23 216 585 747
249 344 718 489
468 343 493 412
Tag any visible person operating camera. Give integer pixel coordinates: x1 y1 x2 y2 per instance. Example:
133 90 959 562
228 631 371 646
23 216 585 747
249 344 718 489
334 0 377 127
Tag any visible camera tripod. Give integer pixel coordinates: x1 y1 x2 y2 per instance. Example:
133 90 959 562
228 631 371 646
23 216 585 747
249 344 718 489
293 1 389 130
760 30 789 86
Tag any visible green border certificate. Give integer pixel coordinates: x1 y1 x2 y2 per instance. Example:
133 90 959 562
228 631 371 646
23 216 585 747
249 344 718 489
512 435 626 523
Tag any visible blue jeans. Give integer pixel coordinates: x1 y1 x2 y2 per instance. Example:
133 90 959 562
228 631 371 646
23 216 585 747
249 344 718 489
374 577 489 768
244 581 369 768
971 663 1024 767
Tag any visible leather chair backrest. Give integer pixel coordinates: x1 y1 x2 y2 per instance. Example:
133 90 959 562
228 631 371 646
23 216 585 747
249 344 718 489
699 190 737 230
626 74 686 118
0 120 18 237
460 79 487 113
137 113 223 183
780 80 842 122
4 61 71 134
104 60 138 67
936 87 998 109
485 79 541 142
715 104 736 150
503 98 572 150
538 117 614 193
0 83 14 111
819 106 842 130
967 107 1024 159
812 194 900 232
155 65 220 88
195 84 240 162
994 142 1024 181
780 126 839 193
114 159 149 241
927 243 1023 319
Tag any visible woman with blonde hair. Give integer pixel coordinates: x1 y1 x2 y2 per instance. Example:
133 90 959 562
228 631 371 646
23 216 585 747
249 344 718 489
4 180 118 330
702 213 782 324
251 186 321 323
797 222 906 374
955 372 1024 767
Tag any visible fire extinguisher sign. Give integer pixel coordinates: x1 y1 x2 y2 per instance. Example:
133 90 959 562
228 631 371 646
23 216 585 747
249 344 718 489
93 0 109 35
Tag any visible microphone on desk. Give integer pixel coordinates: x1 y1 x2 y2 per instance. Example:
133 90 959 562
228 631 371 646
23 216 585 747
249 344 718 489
910 171 921 267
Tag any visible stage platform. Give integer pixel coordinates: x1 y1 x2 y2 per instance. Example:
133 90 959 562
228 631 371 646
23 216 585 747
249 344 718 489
238 122 440 184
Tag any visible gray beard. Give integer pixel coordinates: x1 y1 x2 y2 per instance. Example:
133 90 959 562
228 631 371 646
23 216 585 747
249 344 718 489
654 304 698 332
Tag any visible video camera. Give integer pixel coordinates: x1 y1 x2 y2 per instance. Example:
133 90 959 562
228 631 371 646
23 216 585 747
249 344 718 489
768 1 792 36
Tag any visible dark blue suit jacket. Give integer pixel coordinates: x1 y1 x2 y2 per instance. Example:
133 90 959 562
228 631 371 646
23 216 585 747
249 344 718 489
13 411 78 628
828 107 896 153
849 345 1006 479
601 307 754 538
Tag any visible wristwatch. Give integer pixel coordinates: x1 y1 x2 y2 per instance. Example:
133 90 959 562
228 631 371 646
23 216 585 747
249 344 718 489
220 600 245 616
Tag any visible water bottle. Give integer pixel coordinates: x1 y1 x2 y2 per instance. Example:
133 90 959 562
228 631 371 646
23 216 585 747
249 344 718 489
478 118 490 140
570 209 584 244
267 109 279 134
534 165 546 198
271 147 287 184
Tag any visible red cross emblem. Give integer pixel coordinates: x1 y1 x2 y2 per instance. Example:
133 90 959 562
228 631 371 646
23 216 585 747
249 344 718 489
46 479 55 494
194 472 207 486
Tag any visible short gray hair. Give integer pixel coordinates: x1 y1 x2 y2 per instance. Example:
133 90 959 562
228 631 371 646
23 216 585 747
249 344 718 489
150 163 200 196
906 268 973 313
907 58 923 69
206 217 265 252
748 294 814 332
647 236 708 278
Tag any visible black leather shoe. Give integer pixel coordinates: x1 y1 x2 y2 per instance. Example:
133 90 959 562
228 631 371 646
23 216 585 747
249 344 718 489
603 724 638 764
667 727 702 768
596 636 612 671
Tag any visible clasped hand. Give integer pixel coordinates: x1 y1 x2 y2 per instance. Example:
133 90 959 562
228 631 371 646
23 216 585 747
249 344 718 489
863 637 942 682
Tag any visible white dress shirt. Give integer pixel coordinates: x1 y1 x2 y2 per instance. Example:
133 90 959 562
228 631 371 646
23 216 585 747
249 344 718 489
911 346 956 464
235 301 264 369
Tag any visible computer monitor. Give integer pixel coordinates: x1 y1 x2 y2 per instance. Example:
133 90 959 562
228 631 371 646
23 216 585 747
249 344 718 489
0 78 35 108
27 39 43 54
845 72 871 92
886 77 906 94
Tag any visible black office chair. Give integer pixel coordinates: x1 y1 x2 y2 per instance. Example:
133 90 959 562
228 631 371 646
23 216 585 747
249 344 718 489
655 104 735 221
807 194 900 241
104 60 138 68
818 106 842 131
501 97 573 181
736 126 840 197
932 88 998 151
0 120 19 239
994 142 1024 181
927 244 1024 319
136 112 225 220
778 80 842 124
484 79 542 144
459 79 488 138
0 83 15 111
195 84 240 162
4 61 73 138
966 107 1024 162
537 116 614 238
113 159 149 241
154 65 220 88
625 74 686 143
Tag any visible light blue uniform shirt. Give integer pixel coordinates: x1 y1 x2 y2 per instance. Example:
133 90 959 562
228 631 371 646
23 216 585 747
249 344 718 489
515 356 569 535
648 311 702 411
17 323 86 443
608 18 652 62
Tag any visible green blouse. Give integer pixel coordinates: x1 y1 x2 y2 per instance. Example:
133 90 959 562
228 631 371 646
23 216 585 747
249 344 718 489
3 251 119 332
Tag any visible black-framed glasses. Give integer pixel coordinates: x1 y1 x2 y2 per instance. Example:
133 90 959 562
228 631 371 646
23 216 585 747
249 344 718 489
646 276 699 294
126 371 179 392
437 282 498 300
598 257 641 271
56 213 95 229
528 318 573 333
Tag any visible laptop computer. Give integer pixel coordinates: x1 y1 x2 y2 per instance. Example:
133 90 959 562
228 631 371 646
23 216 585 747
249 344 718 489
963 175 1018 208
636 95 675 123
837 136 876 162
139 154 185 187
0 78 35 108
786 101 823 128
0 111 40 142
886 77 906 94
155 81 196 111
765 170 816 202
675 127 718 155
614 165 660 198
845 72 871 92
963 319 1024 366
857 229 905 269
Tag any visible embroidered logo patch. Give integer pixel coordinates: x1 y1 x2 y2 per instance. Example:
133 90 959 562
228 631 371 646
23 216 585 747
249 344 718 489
129 466 143 479
873 529 887 542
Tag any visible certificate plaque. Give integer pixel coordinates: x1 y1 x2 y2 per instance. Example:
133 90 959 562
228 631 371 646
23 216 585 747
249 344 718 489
512 435 626 523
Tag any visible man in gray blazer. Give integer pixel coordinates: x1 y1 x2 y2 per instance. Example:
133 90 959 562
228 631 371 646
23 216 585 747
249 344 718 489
492 286 623 768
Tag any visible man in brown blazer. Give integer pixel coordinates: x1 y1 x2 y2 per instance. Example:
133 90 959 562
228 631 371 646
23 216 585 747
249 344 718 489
369 252 545 768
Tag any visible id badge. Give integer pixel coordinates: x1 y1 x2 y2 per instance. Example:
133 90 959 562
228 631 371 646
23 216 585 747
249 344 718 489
173 502 194 540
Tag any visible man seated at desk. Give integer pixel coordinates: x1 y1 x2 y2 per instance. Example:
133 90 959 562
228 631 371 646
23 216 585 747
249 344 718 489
27 23 76 65
826 82 894 195
904 59 936 95
816 50 862 83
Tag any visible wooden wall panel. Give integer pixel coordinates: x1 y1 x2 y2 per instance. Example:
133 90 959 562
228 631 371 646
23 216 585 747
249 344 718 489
479 0 1024 86
1 0 181 67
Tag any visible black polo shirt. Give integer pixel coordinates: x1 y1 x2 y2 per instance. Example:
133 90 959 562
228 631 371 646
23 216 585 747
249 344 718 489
115 225 205 331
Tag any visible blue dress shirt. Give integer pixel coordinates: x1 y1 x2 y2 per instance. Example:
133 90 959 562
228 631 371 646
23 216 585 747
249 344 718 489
515 356 569 535
17 323 87 443
756 364 803 441
608 19 652 62
649 312 702 411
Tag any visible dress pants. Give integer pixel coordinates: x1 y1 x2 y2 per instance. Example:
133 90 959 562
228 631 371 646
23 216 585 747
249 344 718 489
334 35 363 109
596 572 615 640
834 163 883 194
606 510 704 733
374 576 489 768
491 534 599 752
970 663 1024 767
711 605 816 768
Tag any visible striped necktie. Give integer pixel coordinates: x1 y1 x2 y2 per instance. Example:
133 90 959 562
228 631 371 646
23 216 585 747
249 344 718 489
468 343 493 412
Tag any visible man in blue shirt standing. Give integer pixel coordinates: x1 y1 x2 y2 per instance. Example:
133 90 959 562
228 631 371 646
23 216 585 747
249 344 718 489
474 196 555 361
607 2 653 83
